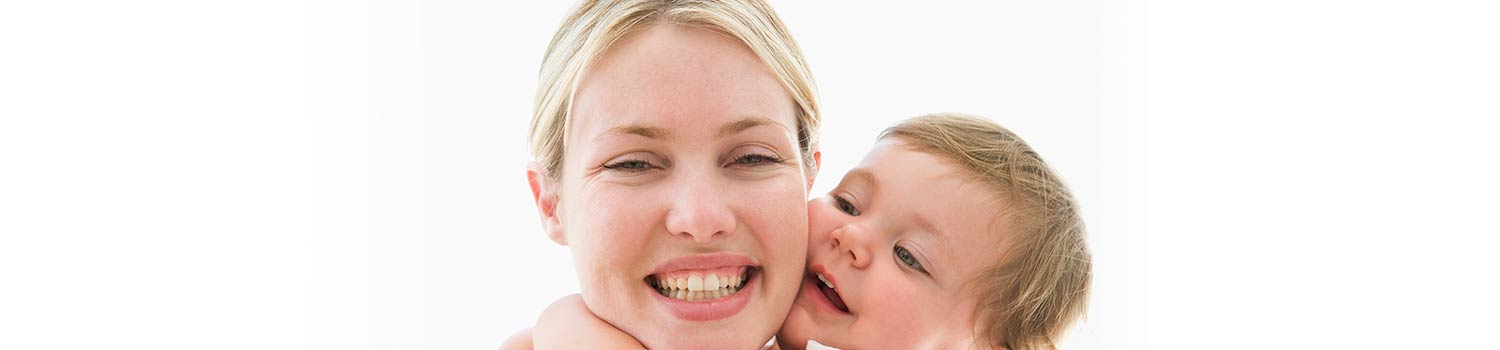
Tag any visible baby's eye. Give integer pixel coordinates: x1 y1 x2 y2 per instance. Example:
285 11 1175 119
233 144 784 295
894 246 929 274
834 195 860 216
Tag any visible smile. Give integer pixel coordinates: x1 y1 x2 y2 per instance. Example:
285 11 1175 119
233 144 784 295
645 253 761 321
647 267 752 301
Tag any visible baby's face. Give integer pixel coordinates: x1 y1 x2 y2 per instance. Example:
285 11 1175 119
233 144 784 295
780 138 1009 349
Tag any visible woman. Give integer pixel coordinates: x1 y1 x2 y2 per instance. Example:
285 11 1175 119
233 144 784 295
505 1 821 349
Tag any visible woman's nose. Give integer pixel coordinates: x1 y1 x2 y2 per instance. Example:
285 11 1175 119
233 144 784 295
829 225 871 269
663 175 735 243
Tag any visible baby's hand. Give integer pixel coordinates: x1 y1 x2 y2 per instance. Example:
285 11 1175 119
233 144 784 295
532 294 645 350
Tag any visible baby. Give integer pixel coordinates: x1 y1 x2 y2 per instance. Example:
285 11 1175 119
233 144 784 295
527 113 1092 349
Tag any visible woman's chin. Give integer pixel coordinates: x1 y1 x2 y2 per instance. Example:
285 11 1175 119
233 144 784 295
642 332 767 350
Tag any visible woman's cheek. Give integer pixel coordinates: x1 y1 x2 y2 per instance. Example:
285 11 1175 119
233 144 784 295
740 177 809 231
571 187 655 276
743 178 810 296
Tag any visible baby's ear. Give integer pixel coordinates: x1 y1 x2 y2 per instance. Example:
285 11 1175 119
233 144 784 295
527 162 566 245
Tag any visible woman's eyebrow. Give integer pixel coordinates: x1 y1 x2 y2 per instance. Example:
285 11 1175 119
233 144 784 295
717 116 789 138
594 116 786 141
599 124 672 141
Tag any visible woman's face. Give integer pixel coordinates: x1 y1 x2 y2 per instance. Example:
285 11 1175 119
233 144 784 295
539 25 813 350
778 139 1007 349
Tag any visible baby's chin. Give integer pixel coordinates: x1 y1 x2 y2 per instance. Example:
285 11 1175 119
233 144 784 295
774 308 821 349
774 334 839 350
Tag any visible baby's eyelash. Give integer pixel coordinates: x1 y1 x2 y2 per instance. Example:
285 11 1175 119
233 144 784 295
894 245 929 275
834 195 860 216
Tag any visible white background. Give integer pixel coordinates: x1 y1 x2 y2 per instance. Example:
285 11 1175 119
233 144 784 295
2 1 1496 349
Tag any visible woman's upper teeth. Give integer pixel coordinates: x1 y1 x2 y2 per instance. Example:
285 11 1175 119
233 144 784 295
653 270 746 292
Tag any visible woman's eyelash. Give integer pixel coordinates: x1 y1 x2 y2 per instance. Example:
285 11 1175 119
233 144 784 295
602 159 653 171
732 153 785 165
605 152 780 171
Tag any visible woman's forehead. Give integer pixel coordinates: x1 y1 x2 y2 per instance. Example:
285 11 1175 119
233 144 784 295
568 26 797 144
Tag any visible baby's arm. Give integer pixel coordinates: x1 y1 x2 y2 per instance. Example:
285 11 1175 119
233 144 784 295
499 327 532 349
530 294 645 350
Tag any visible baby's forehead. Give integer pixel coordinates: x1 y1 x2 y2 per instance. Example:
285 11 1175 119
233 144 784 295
853 144 1015 277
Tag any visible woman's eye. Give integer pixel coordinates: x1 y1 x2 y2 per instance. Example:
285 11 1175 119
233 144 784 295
894 246 928 274
602 159 653 172
731 153 785 166
834 196 860 216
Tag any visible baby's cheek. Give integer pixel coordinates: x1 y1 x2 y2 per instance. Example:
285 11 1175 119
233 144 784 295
858 281 930 346
805 198 845 253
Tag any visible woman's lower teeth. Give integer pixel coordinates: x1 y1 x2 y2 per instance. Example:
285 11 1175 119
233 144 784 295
663 288 738 301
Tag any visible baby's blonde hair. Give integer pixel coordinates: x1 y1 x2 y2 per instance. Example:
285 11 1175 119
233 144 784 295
880 113 1091 350
530 0 820 181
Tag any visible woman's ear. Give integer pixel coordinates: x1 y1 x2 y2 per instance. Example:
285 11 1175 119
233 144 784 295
527 162 566 245
805 150 821 191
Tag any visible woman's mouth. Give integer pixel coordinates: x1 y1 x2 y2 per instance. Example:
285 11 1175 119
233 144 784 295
646 266 754 301
643 253 760 321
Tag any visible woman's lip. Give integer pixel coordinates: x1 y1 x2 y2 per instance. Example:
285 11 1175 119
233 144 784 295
651 268 757 321
648 253 758 275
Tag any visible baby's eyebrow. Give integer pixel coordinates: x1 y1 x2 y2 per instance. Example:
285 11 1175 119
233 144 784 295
913 214 954 274
844 168 879 189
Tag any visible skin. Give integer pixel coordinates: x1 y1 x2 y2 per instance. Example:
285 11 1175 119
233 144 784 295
526 24 816 350
777 138 1009 350
522 138 1014 350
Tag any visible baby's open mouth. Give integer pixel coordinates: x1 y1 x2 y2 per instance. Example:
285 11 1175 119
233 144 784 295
646 266 754 301
809 272 849 313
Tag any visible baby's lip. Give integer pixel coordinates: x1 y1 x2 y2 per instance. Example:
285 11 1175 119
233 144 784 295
808 264 840 291
647 253 758 276
807 264 852 314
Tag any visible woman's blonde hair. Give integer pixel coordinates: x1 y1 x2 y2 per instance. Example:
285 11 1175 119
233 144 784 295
880 113 1092 350
530 0 820 181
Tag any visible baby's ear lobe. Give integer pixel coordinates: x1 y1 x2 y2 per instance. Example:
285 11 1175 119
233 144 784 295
527 162 566 245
